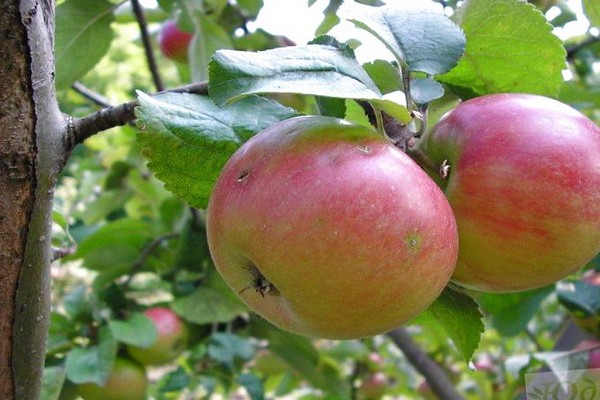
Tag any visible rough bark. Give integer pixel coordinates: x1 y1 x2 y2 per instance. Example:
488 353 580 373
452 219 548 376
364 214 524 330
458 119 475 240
0 1 65 399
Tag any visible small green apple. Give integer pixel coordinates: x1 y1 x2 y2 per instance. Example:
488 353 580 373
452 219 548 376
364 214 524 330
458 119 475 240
207 116 458 339
127 307 189 365
357 372 388 400
77 358 147 400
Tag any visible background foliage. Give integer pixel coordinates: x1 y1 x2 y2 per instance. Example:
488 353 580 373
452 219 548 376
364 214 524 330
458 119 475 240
46 0 600 399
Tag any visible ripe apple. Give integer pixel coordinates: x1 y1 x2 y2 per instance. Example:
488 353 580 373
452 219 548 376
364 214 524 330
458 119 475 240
77 358 147 400
421 93 600 292
127 307 189 365
157 20 192 63
207 116 458 339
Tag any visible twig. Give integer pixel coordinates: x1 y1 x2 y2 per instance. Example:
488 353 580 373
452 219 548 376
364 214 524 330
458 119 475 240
525 327 544 352
566 33 600 60
72 82 113 108
122 232 179 287
387 327 464 400
130 0 164 91
51 246 76 262
68 81 209 147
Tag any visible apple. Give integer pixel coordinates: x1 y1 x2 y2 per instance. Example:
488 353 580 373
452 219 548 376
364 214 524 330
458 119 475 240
357 372 388 400
77 358 147 400
127 307 189 365
157 20 192 63
252 349 289 376
421 93 600 292
207 115 458 339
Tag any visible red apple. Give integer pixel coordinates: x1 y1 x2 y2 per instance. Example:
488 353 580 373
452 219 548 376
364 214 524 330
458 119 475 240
157 20 193 63
357 372 388 400
421 93 600 292
77 358 147 400
207 116 458 339
127 307 189 365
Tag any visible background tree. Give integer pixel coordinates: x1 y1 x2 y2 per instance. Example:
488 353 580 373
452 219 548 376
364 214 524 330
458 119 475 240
1 0 599 400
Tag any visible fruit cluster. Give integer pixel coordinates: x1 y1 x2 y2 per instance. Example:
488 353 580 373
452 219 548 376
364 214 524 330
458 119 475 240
207 93 600 339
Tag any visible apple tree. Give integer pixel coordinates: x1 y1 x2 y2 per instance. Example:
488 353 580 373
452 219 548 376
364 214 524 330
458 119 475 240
2 0 600 399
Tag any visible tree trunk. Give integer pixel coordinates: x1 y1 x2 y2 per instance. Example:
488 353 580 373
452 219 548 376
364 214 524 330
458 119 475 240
0 1 65 399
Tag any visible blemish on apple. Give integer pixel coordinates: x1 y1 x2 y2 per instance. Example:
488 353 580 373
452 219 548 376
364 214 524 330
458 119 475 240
237 168 251 182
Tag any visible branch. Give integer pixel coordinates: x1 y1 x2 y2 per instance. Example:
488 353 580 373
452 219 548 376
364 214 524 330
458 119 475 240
71 82 113 108
122 232 179 288
566 33 600 60
131 0 164 91
387 328 464 400
68 81 209 147
51 246 76 262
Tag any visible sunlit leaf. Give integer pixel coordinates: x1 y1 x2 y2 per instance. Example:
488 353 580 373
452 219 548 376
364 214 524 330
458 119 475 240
583 0 600 28
136 92 297 209
342 3 465 74
55 0 116 89
413 287 483 362
439 0 566 97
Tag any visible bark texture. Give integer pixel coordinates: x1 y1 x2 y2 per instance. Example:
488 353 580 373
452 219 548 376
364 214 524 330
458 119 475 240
0 1 37 395
0 1 65 399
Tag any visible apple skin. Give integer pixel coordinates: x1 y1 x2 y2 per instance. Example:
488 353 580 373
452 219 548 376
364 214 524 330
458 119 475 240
77 358 147 400
207 116 458 339
574 339 600 369
422 93 600 292
157 20 192 63
127 307 189 365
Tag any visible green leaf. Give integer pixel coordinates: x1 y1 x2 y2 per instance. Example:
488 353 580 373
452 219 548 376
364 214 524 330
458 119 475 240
208 44 411 123
265 327 351 397
342 3 465 74
70 218 154 277
158 367 191 393
237 0 264 18
237 373 265 400
55 0 116 89
41 366 66 400
135 92 297 209
557 280 600 316
583 0 600 27
208 333 256 368
439 0 566 98
108 313 158 348
210 45 378 103
363 60 402 94
172 268 247 324
190 14 233 82
477 285 554 337
410 77 445 104
65 326 117 385
413 287 483 362
173 218 211 272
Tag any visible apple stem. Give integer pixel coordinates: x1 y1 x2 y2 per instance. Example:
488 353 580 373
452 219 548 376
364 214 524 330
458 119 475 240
406 140 450 181
401 65 414 114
